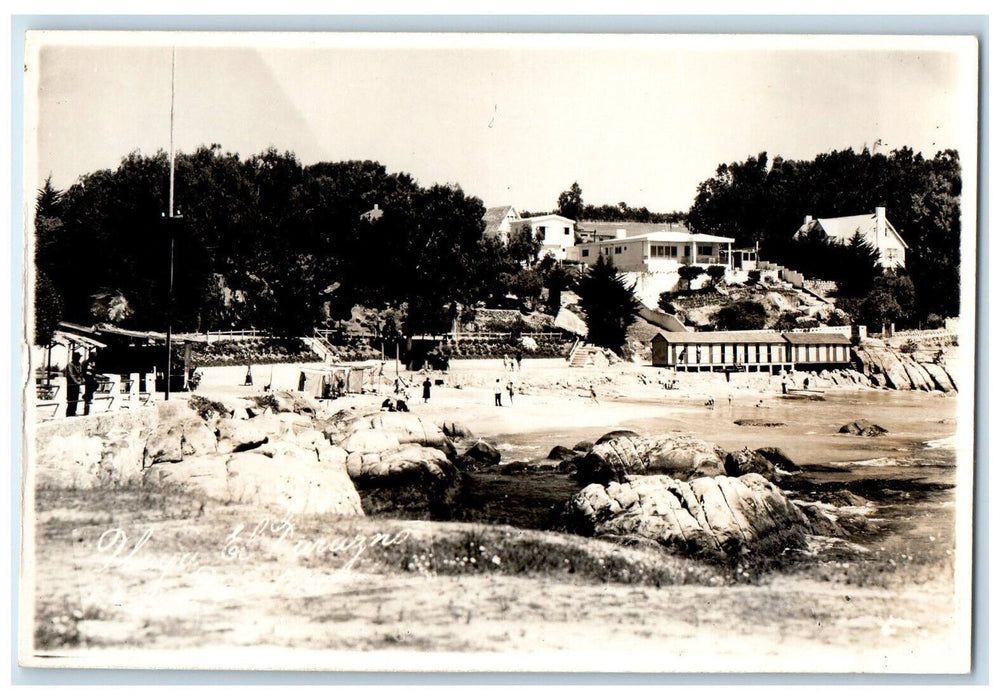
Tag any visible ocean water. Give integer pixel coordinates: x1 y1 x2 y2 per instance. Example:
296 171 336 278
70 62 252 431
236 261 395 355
456 390 960 532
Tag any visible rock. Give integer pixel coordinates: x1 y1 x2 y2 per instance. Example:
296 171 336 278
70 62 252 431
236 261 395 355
459 439 502 470
226 452 363 515
347 444 455 483
574 433 726 485
902 359 934 392
440 420 474 439
839 420 888 437
180 419 218 457
341 429 401 454
595 429 641 445
753 447 800 472
216 417 269 454
249 440 317 463
553 307 588 337
561 473 827 558
143 423 184 467
35 433 107 488
572 440 595 453
547 445 577 461
724 447 777 481
921 363 956 393
270 390 323 417
345 413 451 451
733 418 786 427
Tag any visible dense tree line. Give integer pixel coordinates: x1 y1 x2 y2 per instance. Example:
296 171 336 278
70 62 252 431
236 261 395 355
686 147 962 323
34 147 544 342
523 181 685 224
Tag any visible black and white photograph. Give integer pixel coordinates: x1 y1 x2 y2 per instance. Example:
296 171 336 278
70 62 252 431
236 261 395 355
18 30 979 673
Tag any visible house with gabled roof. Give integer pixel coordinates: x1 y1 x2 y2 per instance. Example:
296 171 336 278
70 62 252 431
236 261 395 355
794 206 907 269
510 213 577 261
482 205 520 245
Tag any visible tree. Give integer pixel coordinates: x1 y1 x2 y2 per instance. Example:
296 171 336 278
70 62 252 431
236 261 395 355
677 265 705 291
836 233 882 298
711 300 768 331
657 291 676 314
539 257 575 316
706 265 727 286
575 254 640 352
686 147 962 324
557 182 584 221
34 270 63 347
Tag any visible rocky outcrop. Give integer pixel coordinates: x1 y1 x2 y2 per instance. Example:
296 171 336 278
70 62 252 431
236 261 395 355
346 444 455 483
574 433 727 485
561 473 833 557
853 344 956 392
149 450 363 516
734 418 786 427
440 420 474 439
839 420 888 437
215 417 269 454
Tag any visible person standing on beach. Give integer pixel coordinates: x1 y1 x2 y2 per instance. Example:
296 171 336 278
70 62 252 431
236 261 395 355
589 384 599 404
728 393 733 407
495 378 503 406
65 351 83 417
422 376 432 403
515 350 522 370
503 354 510 372
507 379 515 405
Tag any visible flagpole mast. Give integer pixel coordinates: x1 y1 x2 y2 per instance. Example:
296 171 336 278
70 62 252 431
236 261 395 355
165 45 176 400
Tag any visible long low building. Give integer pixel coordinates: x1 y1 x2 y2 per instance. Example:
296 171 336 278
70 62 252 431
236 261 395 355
651 330 852 373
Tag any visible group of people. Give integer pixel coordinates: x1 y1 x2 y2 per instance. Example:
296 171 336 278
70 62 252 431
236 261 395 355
501 351 523 373
493 378 516 407
64 350 104 417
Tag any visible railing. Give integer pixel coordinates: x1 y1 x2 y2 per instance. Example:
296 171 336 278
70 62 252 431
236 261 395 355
200 329 264 342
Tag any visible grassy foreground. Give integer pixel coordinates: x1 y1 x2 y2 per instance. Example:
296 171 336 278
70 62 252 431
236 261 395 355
28 479 958 670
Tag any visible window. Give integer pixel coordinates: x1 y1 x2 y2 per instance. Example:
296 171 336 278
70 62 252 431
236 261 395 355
582 249 590 257
615 246 623 254
698 245 713 256
564 227 571 236
538 226 546 237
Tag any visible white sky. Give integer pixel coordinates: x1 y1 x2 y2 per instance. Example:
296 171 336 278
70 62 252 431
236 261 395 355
30 33 973 213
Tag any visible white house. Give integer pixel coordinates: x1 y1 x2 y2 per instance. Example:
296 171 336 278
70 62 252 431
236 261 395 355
509 214 577 261
567 230 735 274
482 205 520 245
794 206 907 269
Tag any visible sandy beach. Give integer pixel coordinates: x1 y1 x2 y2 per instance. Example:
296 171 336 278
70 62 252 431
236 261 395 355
25 355 965 671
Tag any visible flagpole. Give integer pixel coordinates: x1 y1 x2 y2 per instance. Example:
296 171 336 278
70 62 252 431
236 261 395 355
165 45 176 400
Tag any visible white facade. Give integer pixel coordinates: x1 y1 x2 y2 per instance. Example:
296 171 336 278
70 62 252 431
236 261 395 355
796 207 908 269
510 214 576 261
482 205 520 245
567 231 735 274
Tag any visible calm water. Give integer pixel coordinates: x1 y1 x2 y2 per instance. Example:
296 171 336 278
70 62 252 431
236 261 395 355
457 390 960 532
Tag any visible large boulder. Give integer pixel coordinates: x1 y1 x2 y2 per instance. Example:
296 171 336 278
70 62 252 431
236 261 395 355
153 452 363 516
341 429 401 454
344 413 452 451
839 420 888 437
270 390 323 417
346 444 455 483
458 440 502 470
547 445 578 461
347 445 462 520
143 423 184 467
216 417 269 454
561 473 831 558
724 447 777 481
574 433 726 485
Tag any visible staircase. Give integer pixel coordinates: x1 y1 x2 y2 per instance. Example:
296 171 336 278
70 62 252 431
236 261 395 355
568 343 602 368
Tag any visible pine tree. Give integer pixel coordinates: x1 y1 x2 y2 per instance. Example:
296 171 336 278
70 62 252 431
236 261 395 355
576 254 640 353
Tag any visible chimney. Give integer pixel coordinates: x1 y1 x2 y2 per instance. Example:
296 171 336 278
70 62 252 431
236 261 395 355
616 228 627 239
875 206 886 244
